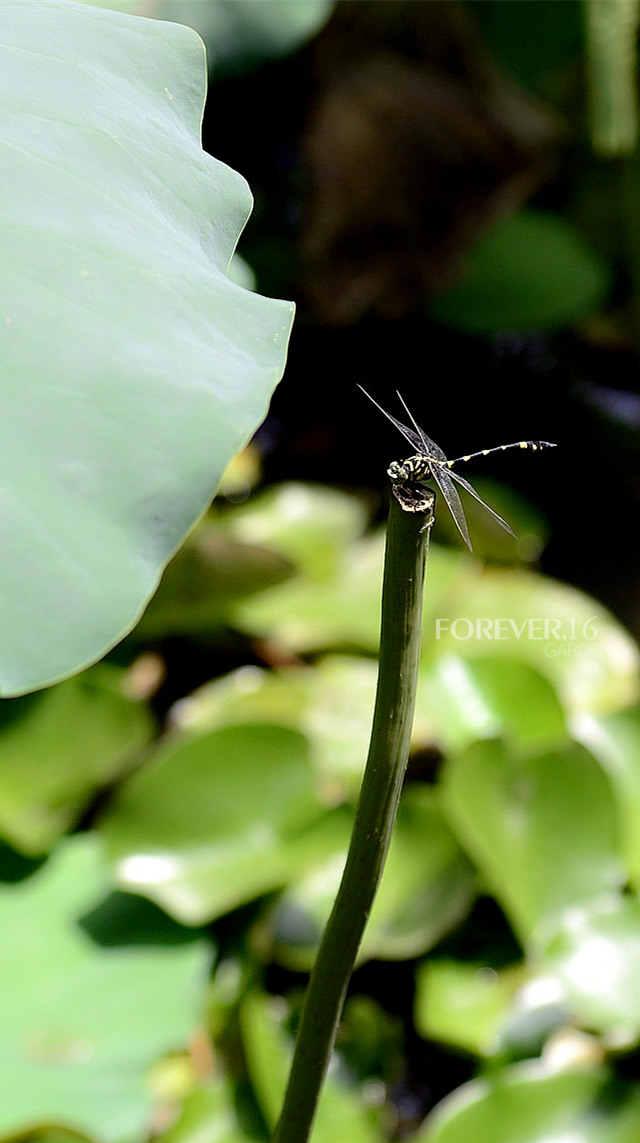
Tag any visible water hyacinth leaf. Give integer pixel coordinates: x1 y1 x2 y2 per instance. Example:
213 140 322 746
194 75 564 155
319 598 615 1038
0 1 293 695
361 786 476 962
426 569 640 716
240 990 384 1142
416 1063 640 1143
0 666 152 855
226 484 389 649
418 656 568 754
302 655 380 789
442 739 623 942
171 655 378 795
230 498 638 725
426 474 552 560
0 834 210 1141
134 521 295 640
102 723 334 924
227 483 370 583
573 707 640 885
233 530 387 651
158 1080 254 1143
415 959 524 1058
539 895 640 1045
8 1130 93 1143
270 786 476 968
169 664 309 737
229 487 468 653
429 209 611 333
232 530 464 655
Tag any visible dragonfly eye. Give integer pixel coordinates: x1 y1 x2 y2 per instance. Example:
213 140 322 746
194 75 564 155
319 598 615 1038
387 459 410 480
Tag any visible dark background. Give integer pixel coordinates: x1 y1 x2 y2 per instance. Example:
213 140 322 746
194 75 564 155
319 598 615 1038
202 0 640 639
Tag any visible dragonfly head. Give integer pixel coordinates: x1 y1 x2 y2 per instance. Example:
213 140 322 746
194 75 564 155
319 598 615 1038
387 455 431 482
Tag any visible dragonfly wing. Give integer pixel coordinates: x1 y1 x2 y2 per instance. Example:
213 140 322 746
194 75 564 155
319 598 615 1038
358 385 423 453
446 467 517 538
395 391 449 463
428 462 472 549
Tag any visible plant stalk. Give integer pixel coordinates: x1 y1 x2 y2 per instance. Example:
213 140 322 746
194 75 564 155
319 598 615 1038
272 489 434 1143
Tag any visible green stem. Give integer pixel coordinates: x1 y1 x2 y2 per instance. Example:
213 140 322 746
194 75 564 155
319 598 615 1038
272 490 434 1143
621 153 640 350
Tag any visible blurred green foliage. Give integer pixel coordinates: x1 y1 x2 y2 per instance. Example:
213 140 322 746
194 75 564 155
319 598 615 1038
4 476 640 1142
6 2 640 1143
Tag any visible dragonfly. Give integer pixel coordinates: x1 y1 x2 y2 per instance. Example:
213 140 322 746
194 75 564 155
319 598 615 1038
358 385 556 550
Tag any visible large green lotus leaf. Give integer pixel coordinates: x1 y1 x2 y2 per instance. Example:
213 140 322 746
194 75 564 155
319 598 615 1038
0 2 293 696
270 786 476 969
0 665 152 855
429 209 611 333
442 739 623 942
102 723 338 924
0 834 210 1142
538 895 640 1045
152 0 333 76
416 1063 640 1143
77 0 333 76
